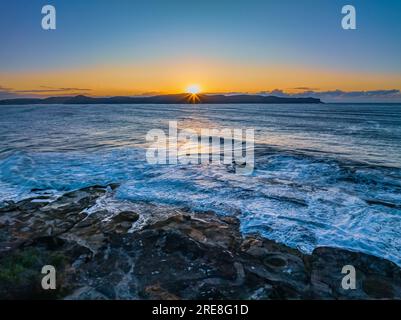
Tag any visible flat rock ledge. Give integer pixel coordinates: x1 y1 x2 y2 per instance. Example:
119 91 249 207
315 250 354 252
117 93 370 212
0 185 400 300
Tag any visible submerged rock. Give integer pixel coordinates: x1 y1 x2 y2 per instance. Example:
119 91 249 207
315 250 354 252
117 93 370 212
0 185 400 299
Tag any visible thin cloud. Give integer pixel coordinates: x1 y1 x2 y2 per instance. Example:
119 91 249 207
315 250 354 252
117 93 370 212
203 91 251 95
291 87 320 91
0 85 17 99
14 87 92 93
0 85 92 99
259 89 401 102
131 91 165 97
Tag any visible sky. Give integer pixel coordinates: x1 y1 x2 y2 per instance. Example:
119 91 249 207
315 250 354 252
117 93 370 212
1 0 401 102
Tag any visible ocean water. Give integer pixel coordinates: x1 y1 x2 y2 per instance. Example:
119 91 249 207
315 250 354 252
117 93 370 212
1 103 401 265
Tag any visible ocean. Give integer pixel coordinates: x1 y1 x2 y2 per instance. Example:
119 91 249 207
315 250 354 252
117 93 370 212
1 103 401 265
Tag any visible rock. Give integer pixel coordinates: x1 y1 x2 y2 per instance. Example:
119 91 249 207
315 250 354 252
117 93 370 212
0 185 109 254
128 213 308 299
0 236 92 299
144 284 180 300
1 185 401 300
309 247 401 299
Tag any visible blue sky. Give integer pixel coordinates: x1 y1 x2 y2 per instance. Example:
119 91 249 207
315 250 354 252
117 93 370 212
1 0 401 101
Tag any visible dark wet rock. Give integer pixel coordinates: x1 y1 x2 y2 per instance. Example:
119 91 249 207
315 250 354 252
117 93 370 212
0 235 92 299
0 186 108 255
309 247 401 299
128 214 309 299
1 185 401 300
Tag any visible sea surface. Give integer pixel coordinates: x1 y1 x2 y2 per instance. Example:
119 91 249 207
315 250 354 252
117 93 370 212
1 103 401 265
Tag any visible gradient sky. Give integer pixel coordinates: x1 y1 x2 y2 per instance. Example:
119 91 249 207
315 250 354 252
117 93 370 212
1 0 401 101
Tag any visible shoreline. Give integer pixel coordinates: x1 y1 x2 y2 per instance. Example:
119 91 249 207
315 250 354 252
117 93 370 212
1 184 400 299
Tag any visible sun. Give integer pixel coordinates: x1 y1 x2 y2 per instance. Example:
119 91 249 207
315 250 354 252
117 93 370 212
186 84 201 95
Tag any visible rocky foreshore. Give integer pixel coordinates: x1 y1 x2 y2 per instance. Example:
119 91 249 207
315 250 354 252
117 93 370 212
0 185 400 300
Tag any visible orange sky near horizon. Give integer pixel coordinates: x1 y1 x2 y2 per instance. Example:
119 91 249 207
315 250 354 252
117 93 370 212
2 59 401 97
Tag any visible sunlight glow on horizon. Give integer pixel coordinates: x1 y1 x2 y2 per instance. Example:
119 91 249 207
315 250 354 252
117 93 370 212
186 84 201 95
2 60 401 99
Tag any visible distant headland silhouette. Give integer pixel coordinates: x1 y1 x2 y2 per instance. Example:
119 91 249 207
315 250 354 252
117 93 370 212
0 93 322 105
